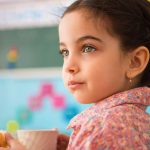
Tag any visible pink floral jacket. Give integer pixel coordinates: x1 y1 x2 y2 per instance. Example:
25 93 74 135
67 87 150 150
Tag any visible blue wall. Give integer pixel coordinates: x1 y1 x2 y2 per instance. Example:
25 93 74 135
0 76 90 135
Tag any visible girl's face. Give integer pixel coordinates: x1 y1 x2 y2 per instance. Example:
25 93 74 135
59 10 130 104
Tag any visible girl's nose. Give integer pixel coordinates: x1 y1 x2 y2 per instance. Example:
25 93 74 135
64 57 79 74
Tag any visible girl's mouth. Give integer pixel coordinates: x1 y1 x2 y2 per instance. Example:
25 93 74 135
68 81 84 90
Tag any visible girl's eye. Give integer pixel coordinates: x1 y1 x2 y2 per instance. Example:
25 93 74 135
59 49 69 57
82 45 96 53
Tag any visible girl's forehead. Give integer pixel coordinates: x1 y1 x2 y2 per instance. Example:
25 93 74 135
59 11 123 52
60 9 115 37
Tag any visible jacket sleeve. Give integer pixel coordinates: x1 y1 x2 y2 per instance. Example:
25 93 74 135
85 107 149 149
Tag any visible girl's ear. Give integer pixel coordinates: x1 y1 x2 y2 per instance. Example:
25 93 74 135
126 46 149 79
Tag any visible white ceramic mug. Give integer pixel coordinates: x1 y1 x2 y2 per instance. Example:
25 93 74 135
17 129 58 150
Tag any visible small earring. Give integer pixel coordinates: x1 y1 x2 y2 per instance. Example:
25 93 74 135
129 78 132 83
127 71 132 83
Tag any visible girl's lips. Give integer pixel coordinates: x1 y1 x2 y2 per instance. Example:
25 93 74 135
68 81 84 89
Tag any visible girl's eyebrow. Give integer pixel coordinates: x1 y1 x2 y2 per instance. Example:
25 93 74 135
76 35 104 43
59 35 103 46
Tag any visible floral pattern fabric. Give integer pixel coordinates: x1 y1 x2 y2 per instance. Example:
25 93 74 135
67 87 150 150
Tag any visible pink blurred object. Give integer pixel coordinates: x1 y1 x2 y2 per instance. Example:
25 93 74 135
40 83 53 97
52 95 66 109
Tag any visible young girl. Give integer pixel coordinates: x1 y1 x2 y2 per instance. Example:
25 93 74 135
1 0 150 149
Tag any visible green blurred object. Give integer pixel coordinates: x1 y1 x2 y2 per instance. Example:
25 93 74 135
6 120 20 133
16 107 33 125
0 26 63 69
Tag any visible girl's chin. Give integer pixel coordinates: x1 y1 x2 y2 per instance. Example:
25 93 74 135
75 97 94 104
74 95 103 104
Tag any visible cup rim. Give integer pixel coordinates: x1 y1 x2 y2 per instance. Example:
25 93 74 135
17 129 58 133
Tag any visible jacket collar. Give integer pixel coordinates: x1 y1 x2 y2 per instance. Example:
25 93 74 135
67 87 150 129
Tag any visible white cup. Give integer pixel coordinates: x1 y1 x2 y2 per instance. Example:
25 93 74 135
17 129 58 150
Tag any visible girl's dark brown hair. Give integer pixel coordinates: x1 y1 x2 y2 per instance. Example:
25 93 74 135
62 0 150 87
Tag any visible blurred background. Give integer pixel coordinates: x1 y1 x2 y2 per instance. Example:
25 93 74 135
0 0 90 135
0 0 149 135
